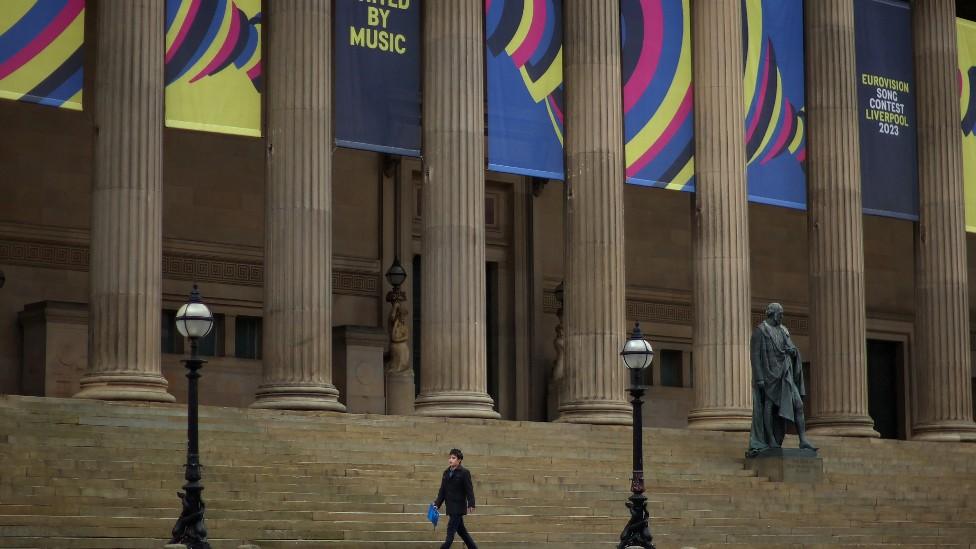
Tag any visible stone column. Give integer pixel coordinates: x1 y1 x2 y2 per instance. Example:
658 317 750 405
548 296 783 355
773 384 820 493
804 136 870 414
414 0 498 418
557 0 631 425
75 0 173 403
686 0 752 431
804 0 877 437
911 2 976 441
252 0 344 411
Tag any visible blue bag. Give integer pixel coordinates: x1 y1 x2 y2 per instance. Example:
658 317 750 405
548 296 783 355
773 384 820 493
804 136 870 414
426 503 439 529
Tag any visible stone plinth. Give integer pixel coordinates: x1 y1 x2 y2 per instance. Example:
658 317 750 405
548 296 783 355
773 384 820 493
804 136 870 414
18 302 88 398
745 448 823 483
333 326 387 414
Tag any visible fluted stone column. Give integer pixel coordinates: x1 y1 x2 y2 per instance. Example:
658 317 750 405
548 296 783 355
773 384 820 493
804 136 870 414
557 0 631 425
686 0 752 431
911 2 976 442
413 0 498 418
804 1 878 437
75 0 173 403
252 0 344 411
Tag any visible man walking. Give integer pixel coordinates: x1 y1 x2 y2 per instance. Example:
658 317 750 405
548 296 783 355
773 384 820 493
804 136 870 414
433 448 478 549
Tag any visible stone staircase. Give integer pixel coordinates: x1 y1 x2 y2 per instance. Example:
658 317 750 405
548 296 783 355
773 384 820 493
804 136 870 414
1 395 975 548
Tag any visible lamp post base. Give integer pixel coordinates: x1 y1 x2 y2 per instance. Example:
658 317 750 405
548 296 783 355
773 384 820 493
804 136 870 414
618 493 655 549
169 485 210 549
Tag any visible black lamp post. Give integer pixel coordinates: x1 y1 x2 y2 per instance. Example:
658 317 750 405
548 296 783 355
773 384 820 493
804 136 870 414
385 258 407 304
169 285 214 549
618 322 655 549
0 269 5 288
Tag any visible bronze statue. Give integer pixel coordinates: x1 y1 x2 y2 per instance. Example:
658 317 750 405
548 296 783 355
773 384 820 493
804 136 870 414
747 303 817 457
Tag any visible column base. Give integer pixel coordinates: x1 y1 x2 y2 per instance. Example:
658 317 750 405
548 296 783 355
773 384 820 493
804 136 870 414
251 383 346 412
414 391 500 419
687 407 751 431
556 400 632 425
806 415 879 438
74 373 175 402
385 373 415 416
911 420 976 442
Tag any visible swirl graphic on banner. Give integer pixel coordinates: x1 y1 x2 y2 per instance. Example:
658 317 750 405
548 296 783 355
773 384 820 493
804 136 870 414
165 0 262 91
742 0 806 171
0 0 85 110
961 66 976 136
164 0 262 136
486 0 565 145
958 17 976 232
621 0 694 190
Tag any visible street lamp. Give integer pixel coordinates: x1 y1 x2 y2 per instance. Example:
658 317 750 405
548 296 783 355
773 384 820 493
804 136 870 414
0 269 5 288
169 285 214 549
618 322 655 549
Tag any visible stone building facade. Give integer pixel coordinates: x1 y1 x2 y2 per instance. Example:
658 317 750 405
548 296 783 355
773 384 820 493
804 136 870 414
1 0 975 442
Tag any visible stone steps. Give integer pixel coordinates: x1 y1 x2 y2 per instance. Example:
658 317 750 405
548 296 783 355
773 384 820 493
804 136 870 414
2 395 976 548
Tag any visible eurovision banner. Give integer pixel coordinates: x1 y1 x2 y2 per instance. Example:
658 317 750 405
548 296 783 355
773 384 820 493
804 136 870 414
622 0 694 190
486 0 564 179
334 0 420 157
960 18 976 232
854 0 918 220
0 0 85 111
742 0 807 209
164 0 263 137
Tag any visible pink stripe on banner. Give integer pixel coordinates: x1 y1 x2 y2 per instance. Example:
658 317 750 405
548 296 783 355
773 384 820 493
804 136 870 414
623 0 663 113
485 0 492 14
549 95 563 123
760 101 794 165
745 42 772 142
510 0 546 67
166 0 201 64
190 4 241 82
246 59 261 80
0 0 84 80
626 86 693 177
795 148 806 163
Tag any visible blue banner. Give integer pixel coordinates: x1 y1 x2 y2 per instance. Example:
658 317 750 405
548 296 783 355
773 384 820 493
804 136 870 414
854 0 918 220
742 0 807 210
334 0 420 157
485 0 565 180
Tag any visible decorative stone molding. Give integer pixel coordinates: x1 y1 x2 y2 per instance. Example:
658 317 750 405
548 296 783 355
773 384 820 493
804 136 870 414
0 228 380 296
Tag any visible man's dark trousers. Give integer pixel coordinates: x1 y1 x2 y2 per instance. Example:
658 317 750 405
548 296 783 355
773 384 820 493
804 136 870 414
442 514 477 549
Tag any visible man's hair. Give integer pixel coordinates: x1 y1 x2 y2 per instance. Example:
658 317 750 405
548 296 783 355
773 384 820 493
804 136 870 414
449 448 464 461
765 302 784 317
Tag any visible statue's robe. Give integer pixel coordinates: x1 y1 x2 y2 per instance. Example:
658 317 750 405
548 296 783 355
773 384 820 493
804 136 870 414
748 320 806 456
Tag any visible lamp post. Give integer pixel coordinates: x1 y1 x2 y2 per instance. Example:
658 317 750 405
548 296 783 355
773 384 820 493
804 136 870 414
385 258 407 304
169 285 214 549
618 322 655 549
0 269 5 288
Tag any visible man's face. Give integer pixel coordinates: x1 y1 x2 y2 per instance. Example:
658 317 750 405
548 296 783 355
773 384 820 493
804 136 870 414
448 454 460 469
769 309 783 326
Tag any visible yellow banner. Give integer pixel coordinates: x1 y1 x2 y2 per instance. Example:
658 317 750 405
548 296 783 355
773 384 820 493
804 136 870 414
164 0 262 137
0 0 85 111
959 18 976 232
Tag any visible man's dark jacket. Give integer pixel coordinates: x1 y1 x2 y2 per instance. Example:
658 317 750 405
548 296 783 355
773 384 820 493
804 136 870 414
434 465 476 516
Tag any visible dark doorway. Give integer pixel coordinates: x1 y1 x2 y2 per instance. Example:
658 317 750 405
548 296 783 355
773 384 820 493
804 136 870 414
412 255 422 396
867 339 906 439
486 262 500 410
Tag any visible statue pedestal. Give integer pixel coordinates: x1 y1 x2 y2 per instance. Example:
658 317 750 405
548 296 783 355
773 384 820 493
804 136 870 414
745 448 823 483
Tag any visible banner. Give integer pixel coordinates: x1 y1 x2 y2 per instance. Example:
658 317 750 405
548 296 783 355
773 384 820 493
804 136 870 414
0 0 84 110
334 0 420 157
164 0 262 137
622 0 694 190
855 0 918 220
743 0 807 209
485 0 564 179
960 18 976 232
